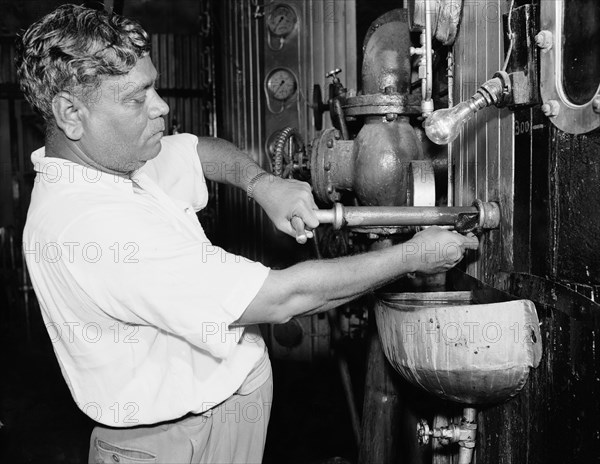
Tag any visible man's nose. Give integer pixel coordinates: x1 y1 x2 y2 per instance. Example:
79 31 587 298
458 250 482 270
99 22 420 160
149 89 170 118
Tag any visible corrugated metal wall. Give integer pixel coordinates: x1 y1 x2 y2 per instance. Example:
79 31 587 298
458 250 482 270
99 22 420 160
215 0 356 262
215 0 268 259
451 0 515 283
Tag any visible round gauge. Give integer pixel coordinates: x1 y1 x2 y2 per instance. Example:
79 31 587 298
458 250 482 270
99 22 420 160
266 68 297 101
267 4 297 37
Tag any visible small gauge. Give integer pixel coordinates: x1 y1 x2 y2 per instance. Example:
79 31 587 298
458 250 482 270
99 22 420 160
267 4 297 37
266 68 297 101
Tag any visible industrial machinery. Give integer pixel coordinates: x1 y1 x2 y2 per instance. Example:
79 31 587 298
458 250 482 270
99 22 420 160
266 3 542 463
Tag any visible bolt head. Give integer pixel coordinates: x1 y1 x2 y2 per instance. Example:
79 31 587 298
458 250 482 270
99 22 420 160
541 100 560 117
326 139 334 148
535 30 553 50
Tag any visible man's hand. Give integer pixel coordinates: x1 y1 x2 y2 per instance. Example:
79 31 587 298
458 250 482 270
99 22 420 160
252 175 320 243
402 226 479 274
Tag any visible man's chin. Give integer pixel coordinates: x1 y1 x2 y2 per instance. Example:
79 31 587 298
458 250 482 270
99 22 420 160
142 141 162 161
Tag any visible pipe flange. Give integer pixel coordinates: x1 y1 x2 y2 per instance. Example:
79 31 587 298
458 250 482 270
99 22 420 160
343 94 421 116
311 128 341 205
331 202 345 230
472 199 501 230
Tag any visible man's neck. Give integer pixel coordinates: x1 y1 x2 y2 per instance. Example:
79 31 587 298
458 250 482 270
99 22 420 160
44 130 130 178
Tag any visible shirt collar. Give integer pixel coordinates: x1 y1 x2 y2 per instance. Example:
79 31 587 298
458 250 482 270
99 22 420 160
31 146 136 193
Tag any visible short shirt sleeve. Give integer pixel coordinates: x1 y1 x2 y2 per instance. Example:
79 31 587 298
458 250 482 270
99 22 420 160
138 133 208 212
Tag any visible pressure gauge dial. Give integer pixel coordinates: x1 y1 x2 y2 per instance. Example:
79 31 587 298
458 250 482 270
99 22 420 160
267 4 297 37
266 68 297 101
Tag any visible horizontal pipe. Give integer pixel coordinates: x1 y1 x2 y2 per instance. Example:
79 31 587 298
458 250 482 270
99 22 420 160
314 205 479 228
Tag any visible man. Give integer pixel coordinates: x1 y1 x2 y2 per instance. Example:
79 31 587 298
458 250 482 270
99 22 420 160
16 4 478 464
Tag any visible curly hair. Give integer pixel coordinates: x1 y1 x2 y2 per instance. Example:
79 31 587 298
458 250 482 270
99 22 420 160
15 4 151 121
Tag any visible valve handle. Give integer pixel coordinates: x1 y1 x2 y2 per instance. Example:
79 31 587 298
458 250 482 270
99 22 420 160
312 84 327 131
326 68 342 80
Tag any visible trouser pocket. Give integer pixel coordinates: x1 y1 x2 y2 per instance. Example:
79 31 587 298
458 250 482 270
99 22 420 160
92 438 157 463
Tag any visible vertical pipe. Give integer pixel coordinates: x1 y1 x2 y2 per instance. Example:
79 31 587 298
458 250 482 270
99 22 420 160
457 407 477 464
327 309 362 447
447 50 454 207
422 0 434 115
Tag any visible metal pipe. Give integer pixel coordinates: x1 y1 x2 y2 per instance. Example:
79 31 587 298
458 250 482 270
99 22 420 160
447 50 454 207
315 204 482 229
457 407 477 464
327 309 362 447
422 0 434 116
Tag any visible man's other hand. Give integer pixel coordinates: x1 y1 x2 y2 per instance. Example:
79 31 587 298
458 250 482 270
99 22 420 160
403 227 479 274
252 175 319 243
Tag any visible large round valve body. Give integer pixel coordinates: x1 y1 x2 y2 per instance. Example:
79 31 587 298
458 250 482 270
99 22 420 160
353 117 423 206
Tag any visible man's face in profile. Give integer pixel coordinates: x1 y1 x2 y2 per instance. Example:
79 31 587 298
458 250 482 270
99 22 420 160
77 56 169 173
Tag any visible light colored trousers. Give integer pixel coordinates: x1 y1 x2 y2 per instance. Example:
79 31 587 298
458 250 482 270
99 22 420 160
88 375 273 464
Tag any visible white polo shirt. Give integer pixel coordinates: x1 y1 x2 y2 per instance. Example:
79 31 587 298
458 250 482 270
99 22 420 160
23 133 271 427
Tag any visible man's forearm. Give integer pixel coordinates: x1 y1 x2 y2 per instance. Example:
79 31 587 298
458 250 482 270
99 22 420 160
195 135 319 240
238 243 419 325
237 226 478 325
196 136 266 189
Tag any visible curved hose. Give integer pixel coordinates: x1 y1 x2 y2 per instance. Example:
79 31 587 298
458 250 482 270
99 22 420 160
272 126 299 178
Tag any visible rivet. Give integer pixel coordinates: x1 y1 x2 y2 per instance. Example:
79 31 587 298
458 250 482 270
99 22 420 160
541 100 560 117
326 139 334 148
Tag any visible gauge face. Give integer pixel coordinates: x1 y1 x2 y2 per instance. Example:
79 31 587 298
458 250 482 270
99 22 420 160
267 4 297 37
266 68 297 101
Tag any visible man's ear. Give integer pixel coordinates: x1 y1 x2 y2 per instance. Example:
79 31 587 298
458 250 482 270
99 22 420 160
51 91 85 140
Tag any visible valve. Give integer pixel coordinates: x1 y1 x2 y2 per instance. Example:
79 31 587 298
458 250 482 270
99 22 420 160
326 68 342 83
417 407 478 464
312 67 347 131
417 419 431 446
